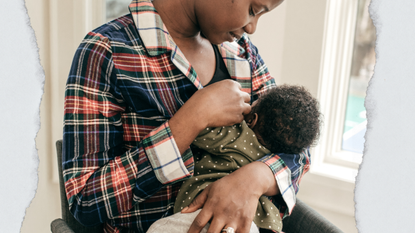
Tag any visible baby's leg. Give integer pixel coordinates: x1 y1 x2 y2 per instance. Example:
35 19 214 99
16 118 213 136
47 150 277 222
147 209 260 233
147 209 208 233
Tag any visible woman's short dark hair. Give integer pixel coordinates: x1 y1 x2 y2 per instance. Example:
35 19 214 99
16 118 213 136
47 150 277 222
253 85 322 154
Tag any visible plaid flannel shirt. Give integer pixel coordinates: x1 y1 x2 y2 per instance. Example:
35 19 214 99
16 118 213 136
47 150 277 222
62 0 311 232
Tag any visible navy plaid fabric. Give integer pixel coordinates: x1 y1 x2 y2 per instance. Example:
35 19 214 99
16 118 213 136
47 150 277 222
62 1 311 232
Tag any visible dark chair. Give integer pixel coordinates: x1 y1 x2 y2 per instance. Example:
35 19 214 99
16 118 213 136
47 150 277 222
51 140 103 233
51 140 343 233
282 199 343 233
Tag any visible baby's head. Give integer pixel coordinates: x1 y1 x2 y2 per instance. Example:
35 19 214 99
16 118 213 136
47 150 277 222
244 85 321 154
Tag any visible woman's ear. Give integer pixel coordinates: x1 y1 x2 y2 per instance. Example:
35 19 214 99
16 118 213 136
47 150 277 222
245 113 259 129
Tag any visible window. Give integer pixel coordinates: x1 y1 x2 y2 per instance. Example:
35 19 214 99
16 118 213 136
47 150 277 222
310 0 375 184
342 0 375 154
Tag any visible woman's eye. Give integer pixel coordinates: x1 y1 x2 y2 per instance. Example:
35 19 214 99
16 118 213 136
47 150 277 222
249 7 255 16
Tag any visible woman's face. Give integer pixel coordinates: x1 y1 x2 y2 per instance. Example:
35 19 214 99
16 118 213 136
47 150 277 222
195 0 284 44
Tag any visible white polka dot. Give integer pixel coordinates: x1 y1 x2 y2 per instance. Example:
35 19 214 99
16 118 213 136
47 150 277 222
183 200 185 202
213 138 215 140
262 202 265 204
203 138 206 141
214 165 216 168
257 213 260 216
244 147 246 150
195 178 198 180
267 213 269 216
208 160 211 162
271 207 273 209
221 163 223 165
194 139 197 142
206 128 209 130
201 166 203 168
241 160 244 162
250 143 253 145
189 197 191 199
211 130 214 133
257 153 260 156
261 220 263 222
269 226 271 228
209 170 211 172
259 146 261 148
181 207 183 209
185 192 188 194
206 145 209 148
228 130 231 133
220 133 223 135
234 145 237 148
221 145 223 147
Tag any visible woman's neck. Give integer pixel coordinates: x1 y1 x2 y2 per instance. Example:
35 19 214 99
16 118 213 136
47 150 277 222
152 0 201 42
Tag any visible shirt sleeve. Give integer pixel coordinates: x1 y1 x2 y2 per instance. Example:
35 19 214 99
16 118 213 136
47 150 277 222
242 35 312 217
62 32 193 226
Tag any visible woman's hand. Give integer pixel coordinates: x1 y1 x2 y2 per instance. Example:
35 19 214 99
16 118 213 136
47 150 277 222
181 162 280 233
189 79 252 128
169 79 251 154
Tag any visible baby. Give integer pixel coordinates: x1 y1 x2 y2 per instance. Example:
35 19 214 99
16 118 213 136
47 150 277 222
147 84 321 233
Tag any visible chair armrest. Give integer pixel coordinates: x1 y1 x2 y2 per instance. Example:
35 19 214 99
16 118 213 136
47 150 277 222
51 218 75 233
282 199 343 233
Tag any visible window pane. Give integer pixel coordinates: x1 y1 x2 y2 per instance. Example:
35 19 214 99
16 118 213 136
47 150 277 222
106 0 131 22
342 0 376 153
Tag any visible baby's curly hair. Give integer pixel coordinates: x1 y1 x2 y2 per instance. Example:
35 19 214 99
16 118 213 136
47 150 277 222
253 85 321 154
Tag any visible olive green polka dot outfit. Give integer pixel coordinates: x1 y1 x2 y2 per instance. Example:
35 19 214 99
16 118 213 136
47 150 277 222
174 121 283 232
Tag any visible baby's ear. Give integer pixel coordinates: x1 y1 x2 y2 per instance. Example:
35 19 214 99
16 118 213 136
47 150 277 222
245 113 259 129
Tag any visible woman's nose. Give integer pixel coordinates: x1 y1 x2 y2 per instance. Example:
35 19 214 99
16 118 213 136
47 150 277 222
244 18 258 34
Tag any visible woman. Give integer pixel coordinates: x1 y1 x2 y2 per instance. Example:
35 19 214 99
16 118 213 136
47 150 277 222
62 0 310 232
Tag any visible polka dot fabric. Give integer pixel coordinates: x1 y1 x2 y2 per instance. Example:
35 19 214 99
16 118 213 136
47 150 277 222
174 121 283 232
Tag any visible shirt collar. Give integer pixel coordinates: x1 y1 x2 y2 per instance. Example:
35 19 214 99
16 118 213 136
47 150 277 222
128 0 251 93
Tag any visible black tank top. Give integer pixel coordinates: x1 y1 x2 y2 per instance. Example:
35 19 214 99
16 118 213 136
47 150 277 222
205 45 232 86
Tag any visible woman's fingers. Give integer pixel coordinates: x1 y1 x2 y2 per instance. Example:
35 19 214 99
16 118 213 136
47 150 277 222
187 208 212 233
205 217 229 233
181 186 209 213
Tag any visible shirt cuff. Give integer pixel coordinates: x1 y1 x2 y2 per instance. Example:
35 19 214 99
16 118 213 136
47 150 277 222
257 155 296 215
142 121 192 184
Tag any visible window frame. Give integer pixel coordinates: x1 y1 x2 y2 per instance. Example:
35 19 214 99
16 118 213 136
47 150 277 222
311 0 364 183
